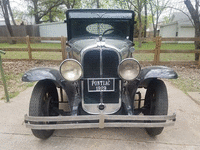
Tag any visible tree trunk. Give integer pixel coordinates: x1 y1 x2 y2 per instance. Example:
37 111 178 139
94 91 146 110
137 0 142 47
195 24 200 60
2 0 14 39
7 0 16 25
49 10 53 22
150 2 156 37
144 0 147 38
138 15 142 47
97 0 100 8
184 0 200 61
33 0 40 24
153 27 156 37
155 6 159 37
71 0 76 8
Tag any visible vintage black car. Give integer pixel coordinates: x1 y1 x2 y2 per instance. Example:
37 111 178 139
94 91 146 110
23 9 177 139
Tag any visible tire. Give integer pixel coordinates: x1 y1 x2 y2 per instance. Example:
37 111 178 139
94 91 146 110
29 80 59 139
144 79 168 136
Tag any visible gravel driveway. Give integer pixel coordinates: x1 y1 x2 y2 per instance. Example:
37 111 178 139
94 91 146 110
0 81 200 150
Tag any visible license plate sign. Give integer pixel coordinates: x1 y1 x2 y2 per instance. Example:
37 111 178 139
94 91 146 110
88 78 115 92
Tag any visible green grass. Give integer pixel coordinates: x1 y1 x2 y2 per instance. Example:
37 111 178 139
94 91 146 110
0 43 27 48
170 76 200 93
8 91 20 100
1 72 35 100
135 41 156 50
133 41 195 61
0 43 61 48
134 54 154 61
1 51 62 60
0 43 62 60
134 41 195 50
160 42 195 61
0 41 196 61
161 42 195 50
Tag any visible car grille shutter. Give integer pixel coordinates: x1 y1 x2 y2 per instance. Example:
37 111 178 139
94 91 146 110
83 49 120 104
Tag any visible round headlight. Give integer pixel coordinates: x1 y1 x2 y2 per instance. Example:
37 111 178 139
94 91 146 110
60 59 83 81
118 58 141 81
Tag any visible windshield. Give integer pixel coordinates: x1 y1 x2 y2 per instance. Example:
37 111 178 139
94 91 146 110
69 19 131 39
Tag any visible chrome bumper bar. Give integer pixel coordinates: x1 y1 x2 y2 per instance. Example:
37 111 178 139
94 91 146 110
24 113 176 130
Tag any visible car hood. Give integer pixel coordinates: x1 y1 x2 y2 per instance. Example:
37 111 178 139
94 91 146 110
68 38 133 53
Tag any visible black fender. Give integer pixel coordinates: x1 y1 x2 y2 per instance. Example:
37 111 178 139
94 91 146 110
22 68 76 108
22 68 63 84
138 66 178 88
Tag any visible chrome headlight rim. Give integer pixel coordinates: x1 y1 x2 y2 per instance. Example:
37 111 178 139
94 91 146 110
59 59 83 82
118 58 141 81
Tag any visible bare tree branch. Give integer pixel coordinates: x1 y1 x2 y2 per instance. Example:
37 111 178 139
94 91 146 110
128 0 139 12
38 0 63 20
71 0 76 8
166 6 195 27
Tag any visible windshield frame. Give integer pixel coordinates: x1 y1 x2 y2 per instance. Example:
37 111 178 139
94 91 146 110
66 9 135 41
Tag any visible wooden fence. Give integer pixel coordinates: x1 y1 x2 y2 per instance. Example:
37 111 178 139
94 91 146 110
0 36 200 67
0 36 67 62
0 25 39 38
134 37 200 67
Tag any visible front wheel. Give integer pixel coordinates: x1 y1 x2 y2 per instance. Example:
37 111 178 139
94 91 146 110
29 80 59 139
143 79 168 136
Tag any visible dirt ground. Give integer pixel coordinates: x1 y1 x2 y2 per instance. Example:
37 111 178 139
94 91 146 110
2 60 61 75
169 65 200 93
0 60 60 100
0 61 200 100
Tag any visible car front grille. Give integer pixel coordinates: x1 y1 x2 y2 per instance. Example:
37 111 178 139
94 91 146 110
82 48 120 104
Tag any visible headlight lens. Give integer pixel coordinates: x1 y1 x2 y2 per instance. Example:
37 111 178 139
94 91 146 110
60 59 83 81
118 58 141 81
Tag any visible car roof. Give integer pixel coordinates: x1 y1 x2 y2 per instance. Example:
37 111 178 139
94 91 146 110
66 9 134 20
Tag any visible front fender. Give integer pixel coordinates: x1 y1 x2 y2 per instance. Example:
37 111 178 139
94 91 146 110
22 68 63 84
138 66 178 88
22 67 76 110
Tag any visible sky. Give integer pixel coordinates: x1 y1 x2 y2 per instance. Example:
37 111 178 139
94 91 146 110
10 0 27 10
0 0 27 19
0 0 192 24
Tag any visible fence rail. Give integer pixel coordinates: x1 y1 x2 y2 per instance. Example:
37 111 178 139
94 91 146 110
0 36 62 41
153 37 200 67
134 37 200 67
0 36 67 62
0 36 200 67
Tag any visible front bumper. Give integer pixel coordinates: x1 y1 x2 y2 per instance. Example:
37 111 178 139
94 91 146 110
24 113 176 130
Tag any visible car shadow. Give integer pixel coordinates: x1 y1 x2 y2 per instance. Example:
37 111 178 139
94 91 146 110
52 127 157 141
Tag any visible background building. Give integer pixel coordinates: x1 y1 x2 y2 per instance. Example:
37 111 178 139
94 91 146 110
160 12 195 43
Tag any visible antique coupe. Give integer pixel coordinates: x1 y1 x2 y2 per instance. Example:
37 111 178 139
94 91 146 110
23 9 177 139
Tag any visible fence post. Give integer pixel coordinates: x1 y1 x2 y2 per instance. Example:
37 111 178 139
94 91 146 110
198 57 200 68
61 36 67 60
153 37 161 65
157 37 162 63
153 37 158 65
26 35 32 60
0 50 9 102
